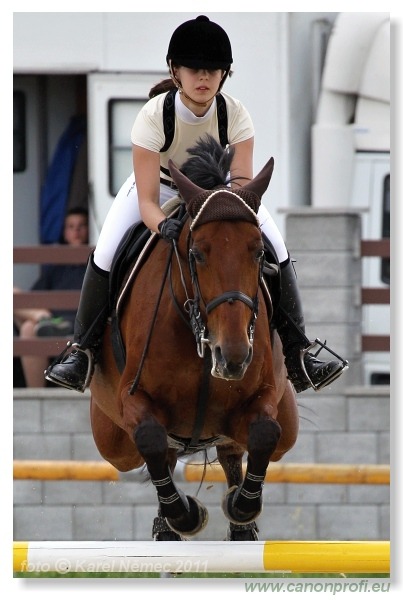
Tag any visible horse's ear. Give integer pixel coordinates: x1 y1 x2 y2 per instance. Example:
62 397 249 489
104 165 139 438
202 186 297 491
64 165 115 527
168 159 206 201
242 158 274 199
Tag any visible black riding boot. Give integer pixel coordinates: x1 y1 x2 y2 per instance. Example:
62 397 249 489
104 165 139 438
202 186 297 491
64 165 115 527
45 253 110 393
275 259 347 393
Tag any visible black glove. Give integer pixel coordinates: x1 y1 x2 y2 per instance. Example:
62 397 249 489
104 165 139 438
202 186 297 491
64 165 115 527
158 218 183 241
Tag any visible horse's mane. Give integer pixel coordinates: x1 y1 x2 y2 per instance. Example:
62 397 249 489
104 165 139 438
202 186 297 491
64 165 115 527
180 134 238 189
177 134 261 227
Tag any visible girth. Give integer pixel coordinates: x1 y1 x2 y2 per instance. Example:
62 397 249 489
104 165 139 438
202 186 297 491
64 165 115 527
167 432 226 454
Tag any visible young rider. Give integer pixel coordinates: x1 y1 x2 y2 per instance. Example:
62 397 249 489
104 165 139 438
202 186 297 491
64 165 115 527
45 15 346 394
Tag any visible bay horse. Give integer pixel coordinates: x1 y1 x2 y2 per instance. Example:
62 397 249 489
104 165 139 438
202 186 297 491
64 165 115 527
90 138 299 541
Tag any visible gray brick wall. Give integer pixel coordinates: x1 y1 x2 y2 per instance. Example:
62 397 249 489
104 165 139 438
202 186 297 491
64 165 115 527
13 386 389 542
284 208 364 386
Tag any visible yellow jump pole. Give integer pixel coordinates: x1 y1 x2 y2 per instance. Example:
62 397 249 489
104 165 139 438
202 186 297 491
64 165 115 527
13 540 390 574
13 460 390 485
183 462 390 485
13 460 119 481
262 541 390 574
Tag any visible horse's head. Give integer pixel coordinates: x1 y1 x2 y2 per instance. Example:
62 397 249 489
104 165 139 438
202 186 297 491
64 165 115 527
169 157 274 380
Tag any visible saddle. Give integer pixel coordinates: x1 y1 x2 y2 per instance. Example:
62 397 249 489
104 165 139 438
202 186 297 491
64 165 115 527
108 204 281 374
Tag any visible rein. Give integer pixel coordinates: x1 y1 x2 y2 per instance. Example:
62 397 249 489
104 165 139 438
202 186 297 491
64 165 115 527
171 240 212 452
128 243 174 395
130 236 211 452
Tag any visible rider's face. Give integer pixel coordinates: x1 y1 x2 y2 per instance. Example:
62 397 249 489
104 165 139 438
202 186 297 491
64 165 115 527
174 66 224 113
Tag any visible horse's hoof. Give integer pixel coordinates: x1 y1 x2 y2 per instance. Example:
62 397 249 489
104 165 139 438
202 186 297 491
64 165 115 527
221 485 262 525
226 521 259 541
166 496 208 536
155 531 184 541
152 515 184 541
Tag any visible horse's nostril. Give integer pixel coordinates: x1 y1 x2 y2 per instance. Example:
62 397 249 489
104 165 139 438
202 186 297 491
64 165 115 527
214 344 252 374
227 362 243 374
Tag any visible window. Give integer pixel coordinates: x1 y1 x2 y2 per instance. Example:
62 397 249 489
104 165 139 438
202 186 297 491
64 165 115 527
108 99 145 196
381 174 390 285
13 91 26 172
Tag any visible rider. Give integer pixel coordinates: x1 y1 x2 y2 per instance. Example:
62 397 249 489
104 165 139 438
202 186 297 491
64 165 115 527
45 15 346 394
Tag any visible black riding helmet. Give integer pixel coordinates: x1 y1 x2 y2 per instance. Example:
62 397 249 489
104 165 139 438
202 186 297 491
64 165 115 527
166 15 233 71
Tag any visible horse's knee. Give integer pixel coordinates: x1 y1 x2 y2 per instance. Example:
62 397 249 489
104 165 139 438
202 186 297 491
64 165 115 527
248 417 282 463
134 419 168 462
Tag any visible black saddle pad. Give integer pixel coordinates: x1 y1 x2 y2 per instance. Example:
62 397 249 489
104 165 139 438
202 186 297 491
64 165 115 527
109 221 152 311
262 233 281 316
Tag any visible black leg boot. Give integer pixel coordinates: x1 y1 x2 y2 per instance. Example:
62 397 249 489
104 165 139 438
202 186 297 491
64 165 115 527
44 254 110 392
275 258 348 393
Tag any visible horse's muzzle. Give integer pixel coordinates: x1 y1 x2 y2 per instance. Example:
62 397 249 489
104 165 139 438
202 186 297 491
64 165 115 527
211 343 253 380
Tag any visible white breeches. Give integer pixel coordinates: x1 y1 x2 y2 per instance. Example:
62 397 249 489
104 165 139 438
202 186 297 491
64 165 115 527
93 172 289 272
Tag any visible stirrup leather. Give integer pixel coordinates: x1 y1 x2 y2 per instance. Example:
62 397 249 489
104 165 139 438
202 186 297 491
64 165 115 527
44 341 94 393
300 338 349 392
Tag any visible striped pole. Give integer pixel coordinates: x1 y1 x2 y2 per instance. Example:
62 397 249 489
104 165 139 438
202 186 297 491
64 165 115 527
13 540 389 574
13 461 390 485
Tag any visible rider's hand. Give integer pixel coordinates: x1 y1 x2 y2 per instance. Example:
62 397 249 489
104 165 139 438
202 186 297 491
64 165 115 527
158 218 183 241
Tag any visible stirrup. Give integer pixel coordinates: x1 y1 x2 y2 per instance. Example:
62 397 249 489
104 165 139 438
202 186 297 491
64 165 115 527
44 341 94 392
300 338 349 392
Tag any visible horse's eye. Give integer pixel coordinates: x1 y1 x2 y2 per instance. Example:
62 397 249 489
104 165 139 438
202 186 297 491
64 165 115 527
191 249 204 264
256 249 265 261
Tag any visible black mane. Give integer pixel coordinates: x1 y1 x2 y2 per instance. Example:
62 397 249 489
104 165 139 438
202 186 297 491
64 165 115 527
180 134 236 189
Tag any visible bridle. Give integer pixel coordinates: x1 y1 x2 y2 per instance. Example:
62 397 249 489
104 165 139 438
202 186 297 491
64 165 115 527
173 226 264 359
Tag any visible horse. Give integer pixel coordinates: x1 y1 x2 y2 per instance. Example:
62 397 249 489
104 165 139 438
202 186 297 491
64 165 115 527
89 137 299 541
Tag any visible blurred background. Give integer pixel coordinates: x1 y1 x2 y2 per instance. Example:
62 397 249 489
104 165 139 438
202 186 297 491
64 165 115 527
13 12 390 384
13 12 391 544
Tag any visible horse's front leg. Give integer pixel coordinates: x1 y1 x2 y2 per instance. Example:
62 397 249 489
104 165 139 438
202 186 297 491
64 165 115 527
134 417 208 537
217 444 259 540
221 416 281 525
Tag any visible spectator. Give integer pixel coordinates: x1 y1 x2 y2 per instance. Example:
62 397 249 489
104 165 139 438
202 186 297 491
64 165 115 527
13 294 52 332
16 207 89 387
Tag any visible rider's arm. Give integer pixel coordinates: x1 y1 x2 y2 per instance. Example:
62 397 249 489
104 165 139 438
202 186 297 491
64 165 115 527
133 144 167 233
229 137 254 188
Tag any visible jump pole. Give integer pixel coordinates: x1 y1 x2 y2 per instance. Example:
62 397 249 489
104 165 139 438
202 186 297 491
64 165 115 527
13 460 390 485
13 541 390 574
